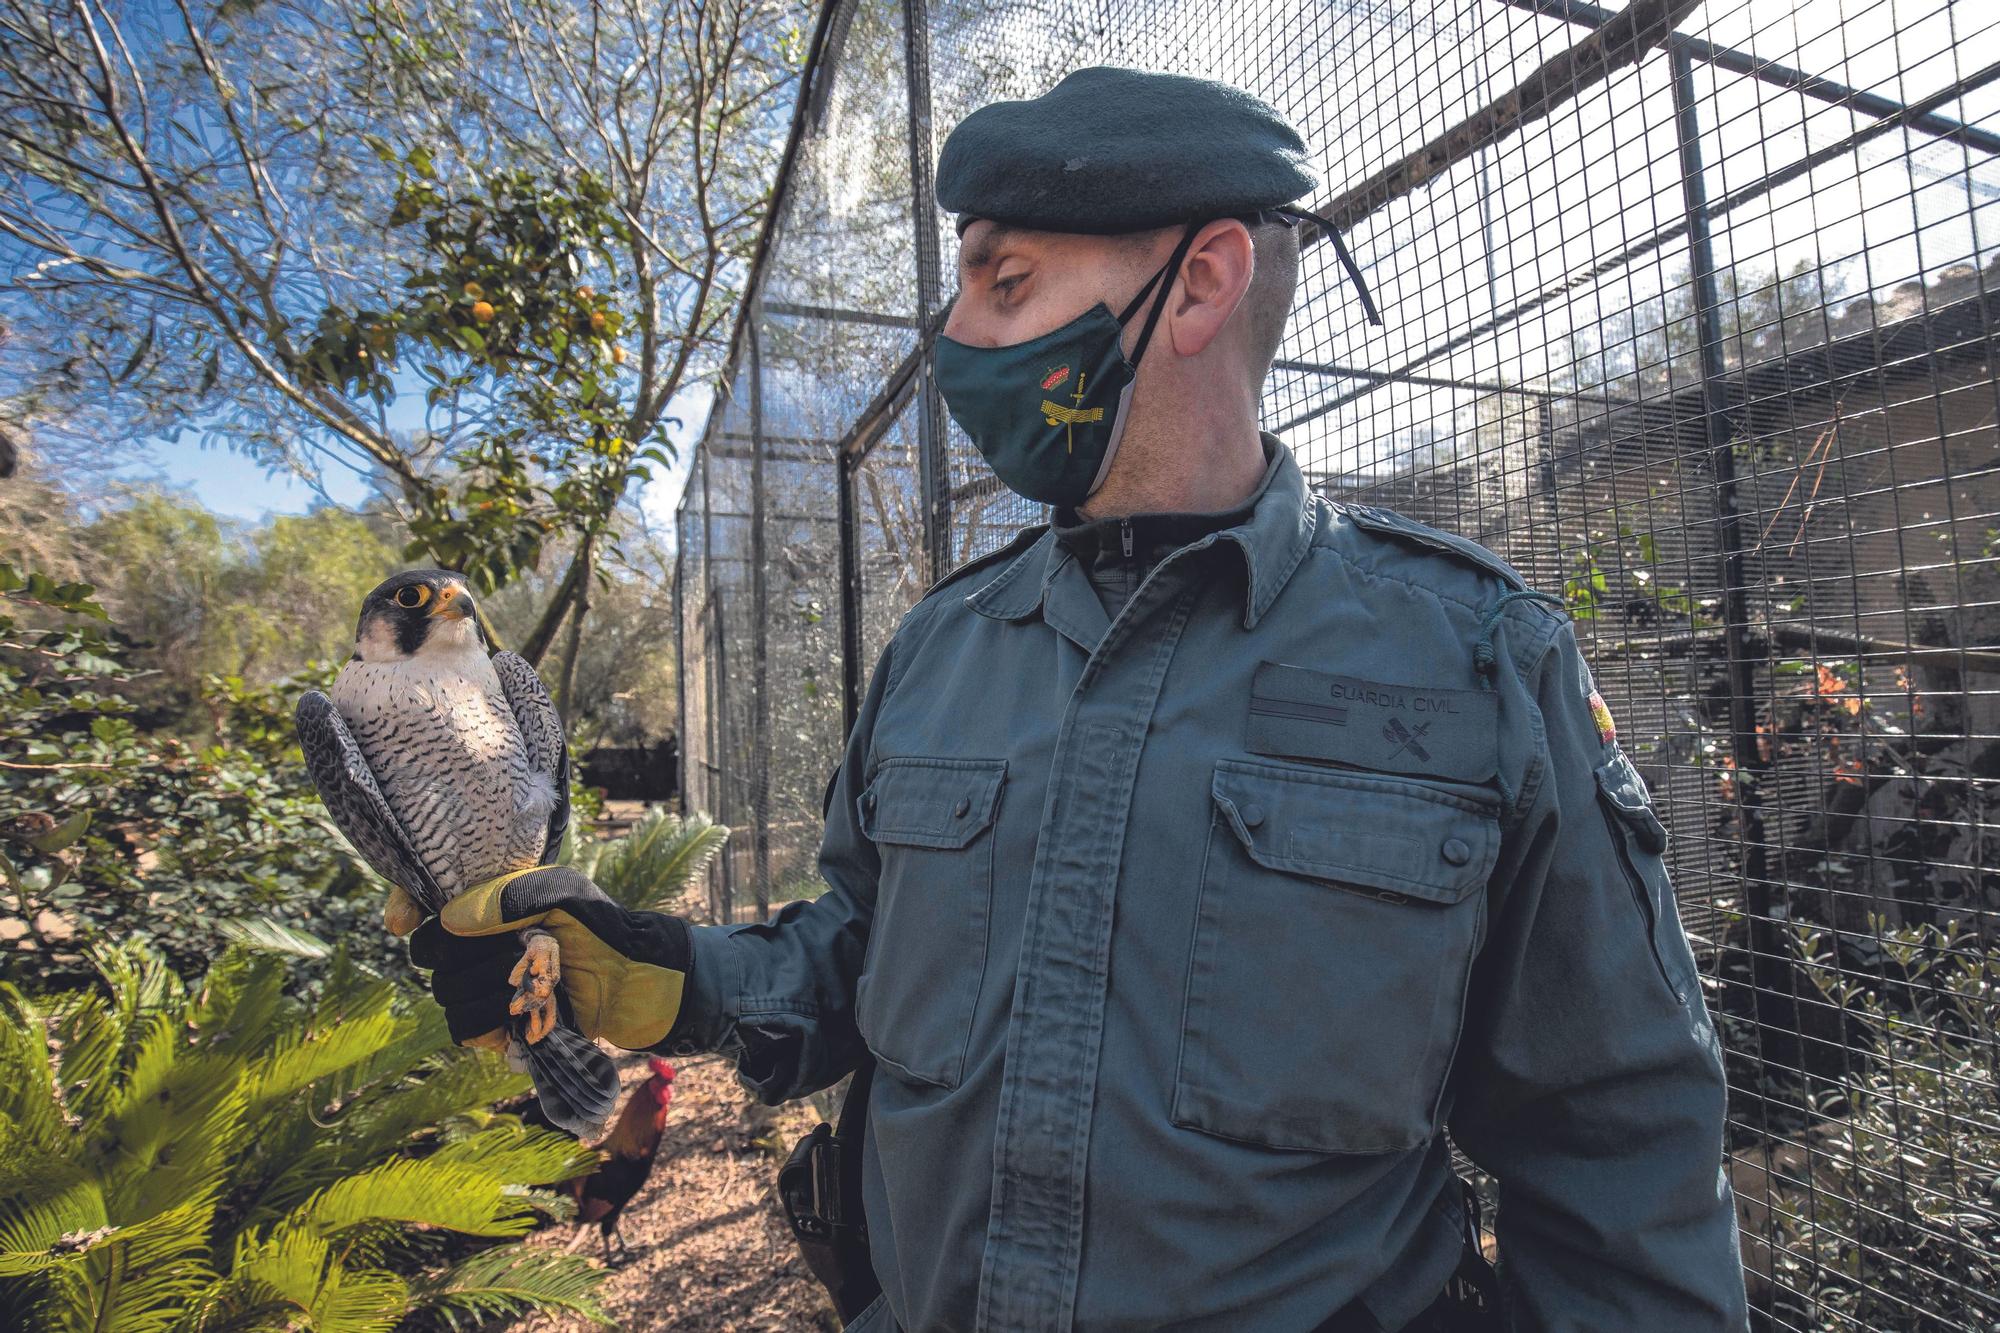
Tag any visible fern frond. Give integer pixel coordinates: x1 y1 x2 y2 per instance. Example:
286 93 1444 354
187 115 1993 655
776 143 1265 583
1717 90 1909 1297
339 1053 531 1163
190 951 295 1060
405 1243 611 1330
0 985 65 1153
45 989 125 1135
282 1159 543 1241
427 1123 598 1187
217 918 332 960
212 1227 404 1333
0 1172 108 1277
97 1070 244 1225
587 808 729 911
41 1197 219 1333
237 1007 401 1119
502 1185 578 1223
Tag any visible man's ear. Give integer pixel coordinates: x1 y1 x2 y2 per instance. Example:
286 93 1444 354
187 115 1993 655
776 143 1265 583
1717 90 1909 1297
1165 218 1255 362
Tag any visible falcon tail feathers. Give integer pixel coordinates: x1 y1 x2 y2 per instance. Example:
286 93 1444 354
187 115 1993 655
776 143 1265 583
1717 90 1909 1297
521 1014 621 1140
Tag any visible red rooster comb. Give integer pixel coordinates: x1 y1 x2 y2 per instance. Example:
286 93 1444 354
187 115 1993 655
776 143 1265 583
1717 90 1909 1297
646 1057 676 1081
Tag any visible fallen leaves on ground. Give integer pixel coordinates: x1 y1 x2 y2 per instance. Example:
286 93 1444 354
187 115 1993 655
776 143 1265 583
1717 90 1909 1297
507 1054 840 1333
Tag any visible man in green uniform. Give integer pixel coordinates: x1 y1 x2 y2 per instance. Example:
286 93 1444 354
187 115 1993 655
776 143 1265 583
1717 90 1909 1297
411 66 1749 1331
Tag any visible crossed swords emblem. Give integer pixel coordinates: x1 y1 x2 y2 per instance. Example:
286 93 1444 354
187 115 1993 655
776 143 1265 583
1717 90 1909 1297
1040 368 1104 453
1382 715 1433 763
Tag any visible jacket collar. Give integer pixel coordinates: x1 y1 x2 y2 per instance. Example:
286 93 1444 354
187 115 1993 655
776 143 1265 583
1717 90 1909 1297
966 432 1316 631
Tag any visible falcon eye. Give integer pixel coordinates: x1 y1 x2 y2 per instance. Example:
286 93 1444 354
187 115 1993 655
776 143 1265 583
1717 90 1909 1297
394 585 431 609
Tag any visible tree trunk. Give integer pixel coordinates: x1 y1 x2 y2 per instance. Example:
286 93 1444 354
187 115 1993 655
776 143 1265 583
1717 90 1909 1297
556 532 595 712
519 544 591 668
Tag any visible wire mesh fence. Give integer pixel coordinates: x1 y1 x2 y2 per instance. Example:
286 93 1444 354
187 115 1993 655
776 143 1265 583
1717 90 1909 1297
673 0 2000 1324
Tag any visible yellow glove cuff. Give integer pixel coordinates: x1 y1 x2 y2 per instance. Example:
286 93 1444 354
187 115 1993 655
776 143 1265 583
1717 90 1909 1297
438 867 549 936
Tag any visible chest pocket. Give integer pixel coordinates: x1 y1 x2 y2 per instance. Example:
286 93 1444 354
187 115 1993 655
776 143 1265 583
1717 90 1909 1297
1172 759 1497 1154
855 756 1005 1089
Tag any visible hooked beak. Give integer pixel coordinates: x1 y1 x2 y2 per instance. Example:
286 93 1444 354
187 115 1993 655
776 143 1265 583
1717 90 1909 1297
428 582 474 622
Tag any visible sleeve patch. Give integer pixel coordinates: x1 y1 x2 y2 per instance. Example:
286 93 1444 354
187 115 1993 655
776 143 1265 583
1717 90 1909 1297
1588 690 1618 748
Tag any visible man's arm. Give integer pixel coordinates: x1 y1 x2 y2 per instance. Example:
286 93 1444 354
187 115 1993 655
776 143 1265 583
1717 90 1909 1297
413 633 895 1106
1448 613 1748 1330
662 631 896 1103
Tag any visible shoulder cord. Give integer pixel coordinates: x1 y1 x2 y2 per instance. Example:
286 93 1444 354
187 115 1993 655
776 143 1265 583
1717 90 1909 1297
1473 589 1567 688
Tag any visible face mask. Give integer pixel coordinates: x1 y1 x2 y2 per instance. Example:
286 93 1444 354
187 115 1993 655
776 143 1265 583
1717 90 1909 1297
933 223 1202 508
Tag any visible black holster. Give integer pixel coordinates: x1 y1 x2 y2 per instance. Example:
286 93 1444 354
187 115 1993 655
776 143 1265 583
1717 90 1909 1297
1314 1178 1502 1333
780 1058 881 1326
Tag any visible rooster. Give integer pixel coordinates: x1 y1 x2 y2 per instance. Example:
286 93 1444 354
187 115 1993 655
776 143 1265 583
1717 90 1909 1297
534 1057 678 1264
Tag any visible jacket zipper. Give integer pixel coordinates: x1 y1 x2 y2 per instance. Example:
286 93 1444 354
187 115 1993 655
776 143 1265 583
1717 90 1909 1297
1120 518 1133 559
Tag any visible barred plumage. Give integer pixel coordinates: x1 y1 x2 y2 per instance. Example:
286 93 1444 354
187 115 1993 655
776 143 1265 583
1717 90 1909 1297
295 570 617 1138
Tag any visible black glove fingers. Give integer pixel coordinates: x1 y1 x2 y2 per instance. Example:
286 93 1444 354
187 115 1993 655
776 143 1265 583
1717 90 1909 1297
443 993 512 1046
409 915 531 1046
429 949 521 1008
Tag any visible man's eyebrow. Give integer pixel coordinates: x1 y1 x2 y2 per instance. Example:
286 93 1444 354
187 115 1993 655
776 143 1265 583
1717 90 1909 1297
959 224 1024 275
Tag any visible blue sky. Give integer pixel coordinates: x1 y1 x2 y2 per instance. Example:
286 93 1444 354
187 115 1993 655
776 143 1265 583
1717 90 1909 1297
124 382 713 526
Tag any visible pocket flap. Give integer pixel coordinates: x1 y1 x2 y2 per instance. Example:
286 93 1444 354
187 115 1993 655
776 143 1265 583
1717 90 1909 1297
1594 752 1668 854
1210 760 1497 905
859 757 1005 849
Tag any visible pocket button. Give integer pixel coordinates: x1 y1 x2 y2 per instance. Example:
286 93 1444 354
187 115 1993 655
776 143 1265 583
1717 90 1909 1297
953 797 971 818
1240 803 1266 828
1441 836 1471 866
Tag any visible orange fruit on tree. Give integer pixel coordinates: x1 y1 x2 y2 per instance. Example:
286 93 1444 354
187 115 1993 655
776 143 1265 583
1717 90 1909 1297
471 300 496 324
611 345 628 365
588 310 606 332
462 281 485 299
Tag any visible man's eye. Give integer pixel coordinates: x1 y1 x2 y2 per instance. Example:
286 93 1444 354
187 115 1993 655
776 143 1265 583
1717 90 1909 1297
993 275 1024 298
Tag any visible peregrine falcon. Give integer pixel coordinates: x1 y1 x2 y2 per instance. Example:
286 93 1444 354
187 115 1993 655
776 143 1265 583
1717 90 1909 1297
295 569 619 1136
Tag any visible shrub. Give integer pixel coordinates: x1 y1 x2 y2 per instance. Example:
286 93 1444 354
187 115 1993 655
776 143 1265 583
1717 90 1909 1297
0 562 399 989
568 806 727 912
1756 919 2000 1331
0 939 609 1331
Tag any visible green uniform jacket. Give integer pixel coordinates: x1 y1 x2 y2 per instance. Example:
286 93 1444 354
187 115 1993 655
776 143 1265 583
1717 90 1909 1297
664 435 1749 1332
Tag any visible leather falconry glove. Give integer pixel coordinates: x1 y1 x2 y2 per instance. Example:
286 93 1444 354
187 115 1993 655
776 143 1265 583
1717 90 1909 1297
407 865 693 1053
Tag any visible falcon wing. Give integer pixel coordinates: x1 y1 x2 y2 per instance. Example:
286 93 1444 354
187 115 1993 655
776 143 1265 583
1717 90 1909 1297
295 689 446 915
490 650 571 865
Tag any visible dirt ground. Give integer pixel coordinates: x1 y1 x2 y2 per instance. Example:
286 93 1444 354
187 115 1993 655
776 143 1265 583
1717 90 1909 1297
507 1054 843 1333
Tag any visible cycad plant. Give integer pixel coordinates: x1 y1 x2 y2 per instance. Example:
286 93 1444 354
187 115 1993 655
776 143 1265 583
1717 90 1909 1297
568 807 728 913
0 939 611 1331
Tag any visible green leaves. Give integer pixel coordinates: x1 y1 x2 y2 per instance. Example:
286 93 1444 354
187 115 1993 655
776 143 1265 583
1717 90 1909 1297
295 156 652 601
0 558 377 992
217 918 333 960
0 942 608 1331
408 1244 611 1329
570 806 729 912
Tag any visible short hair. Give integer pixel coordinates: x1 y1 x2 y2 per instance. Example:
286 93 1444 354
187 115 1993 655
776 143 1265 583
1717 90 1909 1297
1113 219 1299 389
1242 220 1301 391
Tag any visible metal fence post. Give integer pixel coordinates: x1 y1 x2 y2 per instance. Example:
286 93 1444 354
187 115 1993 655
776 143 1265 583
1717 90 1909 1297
1670 49 1782 1025
747 305 774 922
903 0 951 580
839 447 864 738
673 514 688 816
700 439 732 925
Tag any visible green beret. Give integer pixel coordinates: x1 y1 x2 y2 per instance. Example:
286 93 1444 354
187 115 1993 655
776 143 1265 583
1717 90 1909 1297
936 66 1318 235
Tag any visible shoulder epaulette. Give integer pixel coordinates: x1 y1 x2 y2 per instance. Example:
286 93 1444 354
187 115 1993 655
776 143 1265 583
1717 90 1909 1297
922 523 1048 599
1329 501 1532 592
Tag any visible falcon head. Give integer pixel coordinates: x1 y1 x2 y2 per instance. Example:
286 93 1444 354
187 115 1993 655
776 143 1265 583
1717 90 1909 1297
352 569 484 662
